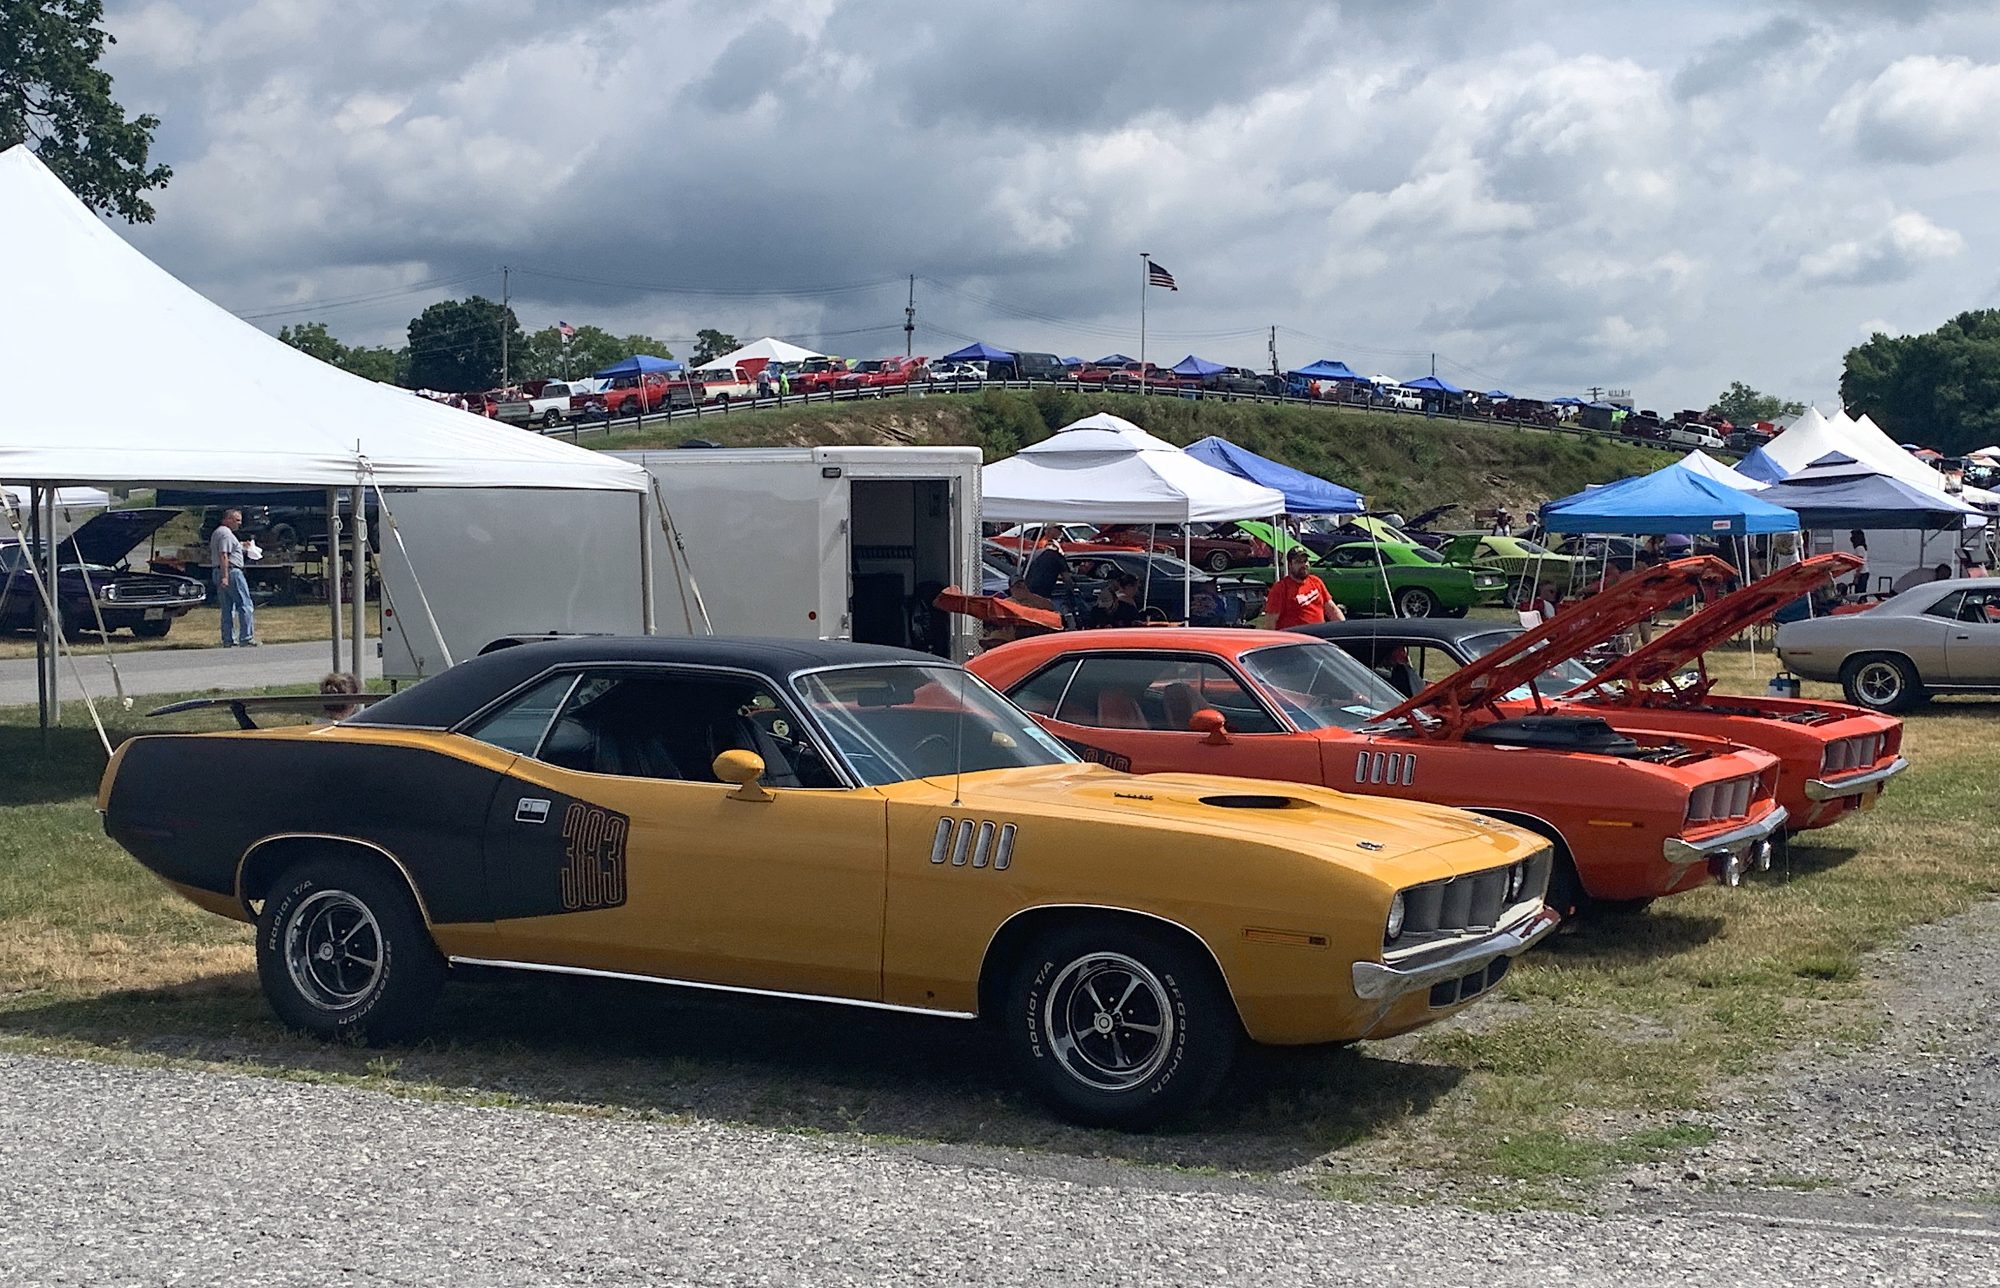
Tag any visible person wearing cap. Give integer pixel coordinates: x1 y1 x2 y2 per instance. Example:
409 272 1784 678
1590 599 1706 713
1266 548 1343 629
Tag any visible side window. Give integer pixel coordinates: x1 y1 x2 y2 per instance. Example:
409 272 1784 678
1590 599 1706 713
1925 591 1965 621
535 670 841 789
1963 590 2000 623
1009 657 1080 716
1055 655 1279 734
462 674 578 755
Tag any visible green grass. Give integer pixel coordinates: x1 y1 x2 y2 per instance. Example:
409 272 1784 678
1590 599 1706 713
588 388 1679 515
3 655 1998 1203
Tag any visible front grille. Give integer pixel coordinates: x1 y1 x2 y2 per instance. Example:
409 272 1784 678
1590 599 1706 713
1430 955 1511 1008
1823 733 1885 775
1687 774 1757 824
1389 849 1551 957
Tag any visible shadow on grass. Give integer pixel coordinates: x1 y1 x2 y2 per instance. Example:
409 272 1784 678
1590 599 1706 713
1542 908 1728 965
0 968 1463 1173
0 724 123 807
1769 839 1861 885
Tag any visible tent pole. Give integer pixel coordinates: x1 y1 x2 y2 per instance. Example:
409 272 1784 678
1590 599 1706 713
639 489 656 634
32 486 48 742
44 485 60 730
351 476 367 679
327 487 342 675
1183 527 1192 620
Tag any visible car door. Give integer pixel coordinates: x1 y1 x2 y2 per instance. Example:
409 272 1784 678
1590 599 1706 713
1944 587 2000 683
1007 651 1321 782
1323 545 1389 613
468 667 888 1001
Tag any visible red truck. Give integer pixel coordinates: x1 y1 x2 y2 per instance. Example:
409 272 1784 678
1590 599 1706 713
585 372 706 419
837 356 928 393
789 358 852 395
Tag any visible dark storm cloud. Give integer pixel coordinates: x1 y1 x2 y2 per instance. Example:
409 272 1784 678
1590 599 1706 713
92 0 1989 406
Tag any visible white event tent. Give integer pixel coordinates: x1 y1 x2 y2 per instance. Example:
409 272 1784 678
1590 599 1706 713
1761 407 1997 509
694 337 824 372
1676 449 1766 491
981 412 1285 616
0 144 651 728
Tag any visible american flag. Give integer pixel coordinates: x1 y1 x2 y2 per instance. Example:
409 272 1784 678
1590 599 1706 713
1147 261 1178 291
557 321 576 339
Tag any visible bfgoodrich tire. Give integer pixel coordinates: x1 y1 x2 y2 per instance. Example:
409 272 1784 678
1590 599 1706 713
1003 921 1238 1129
256 856 444 1044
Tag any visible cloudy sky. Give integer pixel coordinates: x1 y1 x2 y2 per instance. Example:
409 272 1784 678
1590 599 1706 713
93 0 2000 408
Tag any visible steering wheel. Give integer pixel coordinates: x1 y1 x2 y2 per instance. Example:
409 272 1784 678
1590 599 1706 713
912 733 956 766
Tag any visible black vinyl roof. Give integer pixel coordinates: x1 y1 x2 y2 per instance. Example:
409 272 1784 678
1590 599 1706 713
349 635 940 730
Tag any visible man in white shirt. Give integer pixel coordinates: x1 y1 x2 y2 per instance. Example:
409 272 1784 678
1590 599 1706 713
208 509 258 647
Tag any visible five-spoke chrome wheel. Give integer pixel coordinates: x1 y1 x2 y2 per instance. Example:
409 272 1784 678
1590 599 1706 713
283 888 383 1013
1853 661 1903 706
1843 654 1922 714
1042 952 1174 1093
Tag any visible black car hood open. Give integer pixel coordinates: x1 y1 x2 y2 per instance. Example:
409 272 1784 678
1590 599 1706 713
58 508 181 567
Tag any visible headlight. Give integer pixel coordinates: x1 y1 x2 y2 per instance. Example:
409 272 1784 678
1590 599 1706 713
100 585 118 602
1506 861 1527 901
1385 892 1406 944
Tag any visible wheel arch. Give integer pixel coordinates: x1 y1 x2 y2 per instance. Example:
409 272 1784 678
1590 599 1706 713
975 903 1242 1026
237 833 432 925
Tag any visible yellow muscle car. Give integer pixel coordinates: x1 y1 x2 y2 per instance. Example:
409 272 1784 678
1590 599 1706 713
100 637 1556 1127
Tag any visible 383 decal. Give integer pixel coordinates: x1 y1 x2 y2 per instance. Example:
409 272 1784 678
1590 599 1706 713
559 803 629 911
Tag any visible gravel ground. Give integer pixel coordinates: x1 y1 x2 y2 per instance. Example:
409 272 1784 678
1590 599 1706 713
1619 898 2000 1211
2 1051 1998 1287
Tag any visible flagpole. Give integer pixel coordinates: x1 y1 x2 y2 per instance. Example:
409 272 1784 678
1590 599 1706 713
1139 253 1149 396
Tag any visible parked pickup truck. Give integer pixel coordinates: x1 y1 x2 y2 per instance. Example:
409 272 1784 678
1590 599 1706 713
583 373 706 420
497 379 603 428
837 356 927 393
693 365 758 404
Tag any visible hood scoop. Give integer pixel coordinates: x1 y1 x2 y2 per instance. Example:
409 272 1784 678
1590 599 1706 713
1464 714 1641 757
1199 794 1309 810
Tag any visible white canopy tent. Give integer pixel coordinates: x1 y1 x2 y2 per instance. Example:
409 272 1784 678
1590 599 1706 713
0 145 653 733
694 337 824 372
981 413 1285 617
1762 406 1998 510
981 413 1285 525
1676 449 1766 491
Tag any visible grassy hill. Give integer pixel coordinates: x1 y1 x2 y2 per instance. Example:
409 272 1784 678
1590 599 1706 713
590 388 1676 516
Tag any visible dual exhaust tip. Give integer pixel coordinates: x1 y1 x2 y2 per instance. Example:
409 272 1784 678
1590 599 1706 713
1708 839 1776 888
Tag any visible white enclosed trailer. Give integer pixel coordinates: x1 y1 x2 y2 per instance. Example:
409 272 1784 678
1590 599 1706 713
377 445 982 680
614 445 983 661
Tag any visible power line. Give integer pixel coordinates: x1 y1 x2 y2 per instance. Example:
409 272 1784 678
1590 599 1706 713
511 266 904 300
235 271 492 320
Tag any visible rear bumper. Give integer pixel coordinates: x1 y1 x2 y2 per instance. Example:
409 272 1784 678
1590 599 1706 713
1351 904 1561 1002
1803 756 1908 802
1662 805 1789 865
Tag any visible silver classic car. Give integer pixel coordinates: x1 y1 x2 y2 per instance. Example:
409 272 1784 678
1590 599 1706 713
1776 577 2000 712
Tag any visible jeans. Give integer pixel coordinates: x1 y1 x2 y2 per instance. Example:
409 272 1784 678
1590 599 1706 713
216 571 255 645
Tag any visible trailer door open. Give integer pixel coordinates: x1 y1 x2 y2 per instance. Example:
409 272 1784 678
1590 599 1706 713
848 477 956 656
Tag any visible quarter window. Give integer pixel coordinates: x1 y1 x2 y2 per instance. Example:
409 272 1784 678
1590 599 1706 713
462 675 578 755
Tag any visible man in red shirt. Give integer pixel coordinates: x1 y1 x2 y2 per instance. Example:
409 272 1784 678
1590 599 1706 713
1267 547 1344 629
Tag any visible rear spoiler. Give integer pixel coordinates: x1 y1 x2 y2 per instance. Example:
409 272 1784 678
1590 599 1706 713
147 692 392 730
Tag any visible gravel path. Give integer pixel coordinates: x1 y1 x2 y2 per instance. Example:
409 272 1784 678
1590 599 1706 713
1624 898 2000 1210
2 1051 1997 1287
0 638 378 706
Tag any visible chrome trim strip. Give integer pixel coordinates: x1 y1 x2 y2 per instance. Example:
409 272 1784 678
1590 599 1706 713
1351 904 1560 1001
1803 756 1908 802
950 818 974 866
928 817 953 863
993 822 1017 871
1662 805 1789 865
235 832 433 925
447 957 978 1020
971 820 996 868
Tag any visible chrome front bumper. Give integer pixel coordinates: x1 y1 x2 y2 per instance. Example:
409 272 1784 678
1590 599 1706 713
1803 756 1909 802
1662 805 1789 866
1351 904 1562 1002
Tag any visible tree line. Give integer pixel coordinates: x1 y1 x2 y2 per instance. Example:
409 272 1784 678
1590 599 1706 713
278 301 741 393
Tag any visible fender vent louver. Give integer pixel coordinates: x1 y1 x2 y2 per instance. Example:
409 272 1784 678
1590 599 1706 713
929 818 1016 870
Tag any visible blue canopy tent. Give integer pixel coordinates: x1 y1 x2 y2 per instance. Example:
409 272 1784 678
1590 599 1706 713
1286 358 1362 381
1094 353 1137 365
1550 396 1585 406
1754 453 1980 529
1058 356 1084 366
1183 436 1363 514
942 341 1014 363
1402 375 1466 396
1169 354 1226 377
593 353 681 378
1542 466 1798 535
1483 389 1513 399
1734 445 1788 484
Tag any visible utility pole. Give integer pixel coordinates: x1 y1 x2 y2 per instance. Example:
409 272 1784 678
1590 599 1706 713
904 275 916 358
1430 352 1436 378
499 265 510 390
1588 385 1605 401
1268 325 1278 377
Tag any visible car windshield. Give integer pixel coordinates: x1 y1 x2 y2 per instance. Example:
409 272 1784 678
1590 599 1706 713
855 361 884 372
1512 539 1554 554
1406 546 1445 564
1237 643 1404 730
1461 629 1598 693
792 664 1078 787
